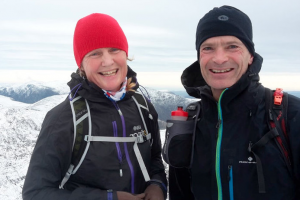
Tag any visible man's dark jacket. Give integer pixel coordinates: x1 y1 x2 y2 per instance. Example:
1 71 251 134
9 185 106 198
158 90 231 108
169 53 300 200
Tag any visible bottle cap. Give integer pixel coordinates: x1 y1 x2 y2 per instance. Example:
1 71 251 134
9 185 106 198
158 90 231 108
171 106 188 117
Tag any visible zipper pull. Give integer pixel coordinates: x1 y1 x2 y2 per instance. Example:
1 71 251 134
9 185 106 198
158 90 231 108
248 141 252 152
120 168 123 177
216 119 221 129
228 165 232 181
119 163 123 177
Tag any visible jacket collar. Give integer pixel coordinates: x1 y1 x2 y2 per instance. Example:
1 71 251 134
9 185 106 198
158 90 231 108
182 53 265 119
181 53 263 102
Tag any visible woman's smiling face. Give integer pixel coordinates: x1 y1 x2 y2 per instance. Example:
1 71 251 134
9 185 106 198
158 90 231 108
81 47 128 92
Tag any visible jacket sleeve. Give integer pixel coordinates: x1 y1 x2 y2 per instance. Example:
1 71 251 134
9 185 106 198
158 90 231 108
146 102 168 194
287 94 300 198
22 103 118 200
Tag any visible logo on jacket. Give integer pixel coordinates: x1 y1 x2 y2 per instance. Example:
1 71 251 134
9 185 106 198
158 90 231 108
130 125 144 138
239 156 256 164
133 125 141 131
130 131 144 137
76 109 87 119
130 125 151 143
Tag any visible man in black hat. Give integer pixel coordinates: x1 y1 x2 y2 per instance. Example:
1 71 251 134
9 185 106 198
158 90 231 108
169 5 300 200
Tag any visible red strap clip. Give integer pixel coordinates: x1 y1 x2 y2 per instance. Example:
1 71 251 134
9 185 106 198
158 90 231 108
273 88 283 105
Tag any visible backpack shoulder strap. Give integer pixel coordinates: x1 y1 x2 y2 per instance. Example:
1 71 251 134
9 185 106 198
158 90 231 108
247 88 291 193
59 95 92 189
186 101 201 120
185 100 201 168
132 91 153 137
265 88 292 171
133 91 150 111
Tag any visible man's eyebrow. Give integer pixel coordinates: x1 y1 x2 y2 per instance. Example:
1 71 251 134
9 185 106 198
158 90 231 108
223 41 243 46
200 40 243 47
200 42 215 47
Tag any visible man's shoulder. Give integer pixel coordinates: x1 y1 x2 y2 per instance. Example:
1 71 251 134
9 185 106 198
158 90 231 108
287 93 300 110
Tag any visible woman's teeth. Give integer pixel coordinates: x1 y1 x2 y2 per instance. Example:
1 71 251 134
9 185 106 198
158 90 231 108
100 69 117 76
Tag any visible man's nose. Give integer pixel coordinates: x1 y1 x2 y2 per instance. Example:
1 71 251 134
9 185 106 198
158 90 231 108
212 48 228 65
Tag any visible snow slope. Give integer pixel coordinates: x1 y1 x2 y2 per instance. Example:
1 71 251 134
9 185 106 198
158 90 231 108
0 95 66 200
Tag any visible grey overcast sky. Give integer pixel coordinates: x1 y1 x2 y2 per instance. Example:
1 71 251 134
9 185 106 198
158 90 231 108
0 0 300 90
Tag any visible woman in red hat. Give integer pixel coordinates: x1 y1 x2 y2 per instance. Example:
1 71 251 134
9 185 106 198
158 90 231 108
23 13 167 200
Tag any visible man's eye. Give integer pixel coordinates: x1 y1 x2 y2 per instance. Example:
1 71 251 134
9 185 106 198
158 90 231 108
202 47 212 51
228 45 238 49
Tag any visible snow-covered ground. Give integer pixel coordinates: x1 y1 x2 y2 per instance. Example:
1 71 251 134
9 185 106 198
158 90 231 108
0 95 66 200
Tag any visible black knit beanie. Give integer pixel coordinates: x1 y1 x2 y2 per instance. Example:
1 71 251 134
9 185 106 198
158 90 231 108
196 5 255 58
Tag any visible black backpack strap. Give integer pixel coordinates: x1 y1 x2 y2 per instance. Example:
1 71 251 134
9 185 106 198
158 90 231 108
248 88 291 193
60 95 92 189
272 90 290 151
248 128 280 193
265 88 292 169
132 91 153 143
60 91 154 189
185 101 201 168
133 91 149 110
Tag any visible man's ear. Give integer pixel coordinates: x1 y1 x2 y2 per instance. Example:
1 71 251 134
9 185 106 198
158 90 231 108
248 55 254 65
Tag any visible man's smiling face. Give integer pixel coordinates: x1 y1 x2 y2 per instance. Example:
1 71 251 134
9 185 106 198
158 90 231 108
199 35 253 99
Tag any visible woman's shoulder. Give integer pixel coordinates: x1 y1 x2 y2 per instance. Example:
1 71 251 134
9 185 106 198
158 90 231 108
37 96 74 151
42 96 73 129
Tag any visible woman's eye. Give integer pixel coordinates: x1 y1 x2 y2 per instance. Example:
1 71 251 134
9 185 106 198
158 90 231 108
90 52 100 56
110 48 120 52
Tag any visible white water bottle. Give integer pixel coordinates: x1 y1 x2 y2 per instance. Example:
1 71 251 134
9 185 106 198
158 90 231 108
171 106 188 121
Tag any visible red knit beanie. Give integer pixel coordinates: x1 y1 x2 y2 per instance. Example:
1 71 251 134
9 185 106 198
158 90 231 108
73 13 128 68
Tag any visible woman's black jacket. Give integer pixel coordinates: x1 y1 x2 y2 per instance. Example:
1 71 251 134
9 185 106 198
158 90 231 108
22 67 167 200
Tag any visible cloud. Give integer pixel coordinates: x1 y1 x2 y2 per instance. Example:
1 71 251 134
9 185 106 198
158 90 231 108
0 0 299 90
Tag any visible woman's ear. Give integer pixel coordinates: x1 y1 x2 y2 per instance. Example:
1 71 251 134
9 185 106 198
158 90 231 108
80 63 84 70
78 65 86 77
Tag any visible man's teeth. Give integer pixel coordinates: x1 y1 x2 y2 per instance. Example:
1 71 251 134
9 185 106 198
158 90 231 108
211 69 231 73
100 69 117 76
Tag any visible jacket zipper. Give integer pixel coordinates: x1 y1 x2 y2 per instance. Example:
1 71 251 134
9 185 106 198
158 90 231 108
228 165 234 200
111 101 135 194
216 88 227 200
112 121 123 177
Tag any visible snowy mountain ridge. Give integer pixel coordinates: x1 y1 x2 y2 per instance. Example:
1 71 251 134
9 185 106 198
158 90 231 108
0 82 196 121
0 81 68 104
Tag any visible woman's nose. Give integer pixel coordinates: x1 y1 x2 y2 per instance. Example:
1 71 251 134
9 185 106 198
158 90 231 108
101 52 114 67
